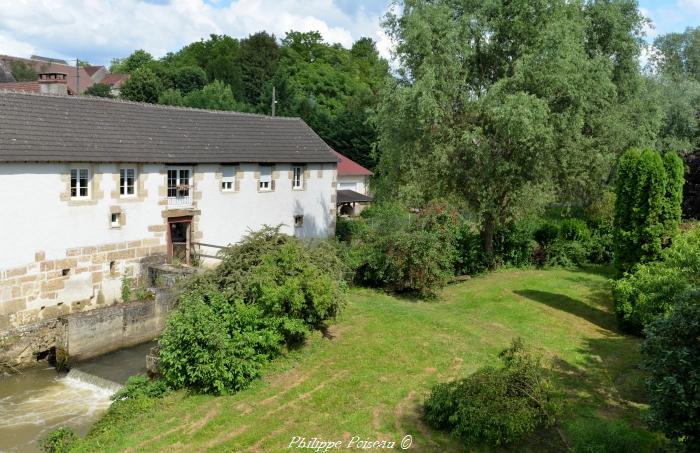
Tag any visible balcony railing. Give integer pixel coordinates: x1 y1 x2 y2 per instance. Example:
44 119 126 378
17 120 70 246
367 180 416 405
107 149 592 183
167 194 193 208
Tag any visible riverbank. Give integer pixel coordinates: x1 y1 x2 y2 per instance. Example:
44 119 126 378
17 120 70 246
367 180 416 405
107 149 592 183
0 341 154 453
73 267 665 452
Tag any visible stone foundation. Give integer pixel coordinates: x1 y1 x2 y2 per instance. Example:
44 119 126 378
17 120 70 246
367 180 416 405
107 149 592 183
0 287 177 371
0 239 167 330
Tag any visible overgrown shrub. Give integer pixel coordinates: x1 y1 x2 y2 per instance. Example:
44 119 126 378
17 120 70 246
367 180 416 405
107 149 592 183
614 149 684 275
247 240 347 345
613 225 700 332
494 221 538 267
159 287 283 394
159 226 348 394
566 417 664 453
545 239 589 267
39 427 77 453
344 202 459 296
454 224 488 275
535 222 560 246
642 292 700 450
560 218 591 242
424 338 558 447
111 374 169 401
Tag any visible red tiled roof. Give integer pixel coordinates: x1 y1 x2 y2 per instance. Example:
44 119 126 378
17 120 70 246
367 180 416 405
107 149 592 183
101 73 129 87
0 55 93 93
0 81 75 95
334 151 373 176
0 81 40 93
83 65 103 77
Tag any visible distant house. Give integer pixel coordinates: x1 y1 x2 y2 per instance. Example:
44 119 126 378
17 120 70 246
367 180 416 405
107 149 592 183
0 72 76 95
334 151 373 216
0 91 339 331
0 54 129 95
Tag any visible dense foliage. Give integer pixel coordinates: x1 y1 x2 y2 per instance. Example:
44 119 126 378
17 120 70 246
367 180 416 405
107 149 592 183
159 288 283 394
338 202 459 297
83 83 114 98
376 0 651 253
614 149 684 274
613 225 700 332
642 292 700 450
158 227 347 394
39 427 77 453
424 339 558 447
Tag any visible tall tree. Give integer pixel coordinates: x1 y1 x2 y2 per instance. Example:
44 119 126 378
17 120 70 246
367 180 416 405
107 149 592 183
376 0 649 253
237 32 281 108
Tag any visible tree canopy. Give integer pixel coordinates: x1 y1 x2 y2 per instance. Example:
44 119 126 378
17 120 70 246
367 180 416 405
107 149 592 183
374 0 652 252
114 32 388 170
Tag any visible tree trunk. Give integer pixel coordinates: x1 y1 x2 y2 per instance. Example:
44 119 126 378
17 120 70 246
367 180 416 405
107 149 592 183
480 213 496 256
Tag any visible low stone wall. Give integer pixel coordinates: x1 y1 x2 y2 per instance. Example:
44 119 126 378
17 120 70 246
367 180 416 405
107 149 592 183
0 288 177 370
64 289 176 362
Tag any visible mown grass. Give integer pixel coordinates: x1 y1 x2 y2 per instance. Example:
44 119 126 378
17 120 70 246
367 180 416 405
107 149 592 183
74 267 665 452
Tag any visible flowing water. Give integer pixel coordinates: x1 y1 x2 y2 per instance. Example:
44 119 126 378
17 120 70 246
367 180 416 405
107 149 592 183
0 341 156 453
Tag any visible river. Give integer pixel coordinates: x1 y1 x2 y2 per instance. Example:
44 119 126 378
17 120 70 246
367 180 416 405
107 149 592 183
0 341 156 453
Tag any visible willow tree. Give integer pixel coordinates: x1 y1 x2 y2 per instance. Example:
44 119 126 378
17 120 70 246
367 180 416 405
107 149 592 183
376 0 650 253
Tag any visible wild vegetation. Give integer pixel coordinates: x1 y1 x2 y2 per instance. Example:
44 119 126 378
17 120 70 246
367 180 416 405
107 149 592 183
45 0 700 450
71 268 665 452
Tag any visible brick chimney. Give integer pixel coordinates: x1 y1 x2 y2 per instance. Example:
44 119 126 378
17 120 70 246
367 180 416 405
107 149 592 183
38 72 68 95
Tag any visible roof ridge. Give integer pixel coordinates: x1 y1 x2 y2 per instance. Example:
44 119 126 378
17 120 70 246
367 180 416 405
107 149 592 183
0 89 303 121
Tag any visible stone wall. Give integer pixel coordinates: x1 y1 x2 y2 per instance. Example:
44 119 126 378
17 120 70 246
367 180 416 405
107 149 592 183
0 287 177 370
0 239 166 331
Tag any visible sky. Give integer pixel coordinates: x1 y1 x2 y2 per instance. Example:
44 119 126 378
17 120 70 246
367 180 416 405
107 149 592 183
0 0 699 67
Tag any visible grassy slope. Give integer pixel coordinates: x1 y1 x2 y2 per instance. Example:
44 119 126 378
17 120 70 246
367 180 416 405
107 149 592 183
76 267 662 452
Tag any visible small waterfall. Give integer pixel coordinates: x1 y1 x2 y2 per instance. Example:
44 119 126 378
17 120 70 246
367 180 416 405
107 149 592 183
65 369 123 395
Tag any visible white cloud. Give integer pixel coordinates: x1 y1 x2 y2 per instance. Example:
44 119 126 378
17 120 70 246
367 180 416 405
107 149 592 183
0 0 394 65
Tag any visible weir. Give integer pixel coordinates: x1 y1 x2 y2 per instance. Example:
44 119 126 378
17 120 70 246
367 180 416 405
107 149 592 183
0 341 154 453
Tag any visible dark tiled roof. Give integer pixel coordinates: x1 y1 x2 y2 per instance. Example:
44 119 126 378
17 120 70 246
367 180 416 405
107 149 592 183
337 189 372 204
0 91 339 164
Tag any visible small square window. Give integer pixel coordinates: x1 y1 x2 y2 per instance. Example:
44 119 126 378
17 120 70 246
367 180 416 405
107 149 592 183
111 212 121 228
294 215 304 228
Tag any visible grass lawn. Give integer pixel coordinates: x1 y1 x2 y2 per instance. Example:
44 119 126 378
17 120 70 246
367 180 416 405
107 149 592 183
75 267 664 452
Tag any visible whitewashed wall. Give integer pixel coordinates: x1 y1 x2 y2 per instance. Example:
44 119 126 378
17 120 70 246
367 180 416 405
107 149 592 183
337 175 369 195
0 161 336 328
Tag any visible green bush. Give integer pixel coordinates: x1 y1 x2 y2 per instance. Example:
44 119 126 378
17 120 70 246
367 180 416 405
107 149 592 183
349 202 460 296
642 292 700 450
159 287 283 394
534 222 560 246
424 338 558 447
545 239 589 267
560 218 591 242
614 149 684 275
566 417 664 453
39 427 77 453
454 224 488 275
613 225 700 332
494 221 538 267
111 374 169 401
359 229 454 297
247 240 347 345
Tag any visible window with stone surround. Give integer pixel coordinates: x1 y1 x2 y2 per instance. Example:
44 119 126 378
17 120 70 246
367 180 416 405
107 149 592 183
259 165 272 191
221 166 235 191
120 168 136 196
70 168 90 199
292 166 303 189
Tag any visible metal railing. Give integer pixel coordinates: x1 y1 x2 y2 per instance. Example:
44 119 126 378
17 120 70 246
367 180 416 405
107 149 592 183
167 194 193 208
